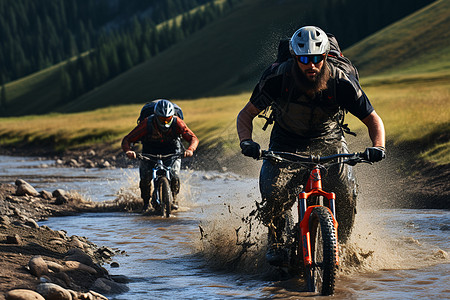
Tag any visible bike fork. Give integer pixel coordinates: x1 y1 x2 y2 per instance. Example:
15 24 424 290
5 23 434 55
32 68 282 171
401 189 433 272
298 197 339 267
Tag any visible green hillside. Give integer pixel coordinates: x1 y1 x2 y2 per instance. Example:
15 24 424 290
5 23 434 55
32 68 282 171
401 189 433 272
57 0 310 112
58 0 444 112
0 0 448 166
1 0 435 115
345 0 450 79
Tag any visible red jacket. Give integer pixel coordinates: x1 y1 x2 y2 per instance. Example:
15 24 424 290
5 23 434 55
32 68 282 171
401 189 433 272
122 116 199 154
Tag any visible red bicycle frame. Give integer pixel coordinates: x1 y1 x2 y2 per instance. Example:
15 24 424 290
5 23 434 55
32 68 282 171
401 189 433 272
298 167 339 267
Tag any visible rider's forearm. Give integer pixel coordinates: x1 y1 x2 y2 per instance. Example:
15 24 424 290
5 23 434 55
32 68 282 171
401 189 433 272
121 122 147 152
237 101 261 142
362 111 385 148
186 134 199 152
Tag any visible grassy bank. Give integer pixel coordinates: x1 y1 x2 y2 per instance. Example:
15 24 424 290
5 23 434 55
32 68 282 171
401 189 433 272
0 73 449 166
0 93 249 155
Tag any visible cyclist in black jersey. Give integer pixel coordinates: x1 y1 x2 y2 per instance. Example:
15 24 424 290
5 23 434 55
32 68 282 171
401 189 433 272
236 26 386 265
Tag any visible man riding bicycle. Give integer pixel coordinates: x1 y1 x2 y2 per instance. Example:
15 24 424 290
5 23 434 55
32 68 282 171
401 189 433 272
122 99 199 212
236 26 386 265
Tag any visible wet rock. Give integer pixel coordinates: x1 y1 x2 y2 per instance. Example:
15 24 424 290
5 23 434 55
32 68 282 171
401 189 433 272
65 248 94 267
110 274 130 283
56 159 64 166
28 255 49 277
49 238 65 246
40 190 53 200
440 224 450 231
69 238 85 249
15 179 39 197
6 234 22 245
0 215 11 225
110 262 119 268
53 189 69 205
45 261 65 273
64 260 97 274
68 159 80 167
57 230 68 239
6 289 45 300
53 271 73 287
87 290 109 300
67 290 78 300
36 282 72 300
85 159 96 168
24 218 39 229
99 161 111 168
92 277 129 294
96 246 115 259
40 275 51 283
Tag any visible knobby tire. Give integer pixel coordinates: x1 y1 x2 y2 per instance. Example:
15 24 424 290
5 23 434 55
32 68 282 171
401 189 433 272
306 206 338 296
157 177 172 218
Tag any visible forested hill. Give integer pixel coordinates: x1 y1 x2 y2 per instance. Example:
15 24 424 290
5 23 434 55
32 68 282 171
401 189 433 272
0 0 221 83
0 0 434 116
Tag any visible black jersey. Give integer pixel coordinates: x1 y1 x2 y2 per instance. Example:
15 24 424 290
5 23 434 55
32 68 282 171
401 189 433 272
250 59 374 150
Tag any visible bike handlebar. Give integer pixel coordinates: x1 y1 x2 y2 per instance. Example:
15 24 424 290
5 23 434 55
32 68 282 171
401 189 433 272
260 150 371 167
136 153 183 161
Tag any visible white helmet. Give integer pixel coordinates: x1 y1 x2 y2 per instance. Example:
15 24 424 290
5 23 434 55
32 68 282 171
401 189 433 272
154 99 175 129
289 26 330 56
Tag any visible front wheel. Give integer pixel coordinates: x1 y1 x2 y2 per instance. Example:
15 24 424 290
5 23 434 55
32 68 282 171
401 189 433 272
156 177 172 218
306 206 338 296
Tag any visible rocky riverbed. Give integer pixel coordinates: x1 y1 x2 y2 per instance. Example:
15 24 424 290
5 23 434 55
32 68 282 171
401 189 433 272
0 179 138 300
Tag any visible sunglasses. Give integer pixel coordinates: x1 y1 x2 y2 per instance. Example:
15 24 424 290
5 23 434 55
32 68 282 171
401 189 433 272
296 54 325 65
158 115 173 125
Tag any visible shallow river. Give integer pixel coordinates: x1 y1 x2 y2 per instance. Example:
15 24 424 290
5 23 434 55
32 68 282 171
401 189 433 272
1 155 449 299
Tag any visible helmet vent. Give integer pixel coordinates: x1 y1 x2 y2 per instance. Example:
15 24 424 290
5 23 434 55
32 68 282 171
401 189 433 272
316 42 322 48
316 30 321 36
298 43 304 48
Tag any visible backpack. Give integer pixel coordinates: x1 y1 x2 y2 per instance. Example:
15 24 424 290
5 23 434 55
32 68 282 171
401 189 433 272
137 100 184 124
258 33 358 136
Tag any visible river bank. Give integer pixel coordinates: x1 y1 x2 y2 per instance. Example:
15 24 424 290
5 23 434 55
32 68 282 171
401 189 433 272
0 146 448 299
0 179 138 300
1 140 448 209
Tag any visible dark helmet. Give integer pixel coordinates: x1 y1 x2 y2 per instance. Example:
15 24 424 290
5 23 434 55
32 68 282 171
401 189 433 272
154 99 175 129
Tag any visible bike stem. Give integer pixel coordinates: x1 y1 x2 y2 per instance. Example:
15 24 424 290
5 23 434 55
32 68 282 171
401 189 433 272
299 167 337 219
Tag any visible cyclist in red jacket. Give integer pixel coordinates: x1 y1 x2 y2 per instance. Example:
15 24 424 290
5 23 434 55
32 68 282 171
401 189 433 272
122 99 199 212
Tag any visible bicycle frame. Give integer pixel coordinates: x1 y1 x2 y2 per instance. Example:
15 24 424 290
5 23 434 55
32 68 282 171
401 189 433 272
138 153 180 207
299 166 339 267
152 157 172 206
260 150 370 294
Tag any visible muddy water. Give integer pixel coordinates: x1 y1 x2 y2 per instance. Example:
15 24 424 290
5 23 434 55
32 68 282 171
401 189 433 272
1 155 449 299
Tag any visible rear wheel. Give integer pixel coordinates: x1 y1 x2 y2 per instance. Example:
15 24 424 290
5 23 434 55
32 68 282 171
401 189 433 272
306 206 338 295
157 177 172 218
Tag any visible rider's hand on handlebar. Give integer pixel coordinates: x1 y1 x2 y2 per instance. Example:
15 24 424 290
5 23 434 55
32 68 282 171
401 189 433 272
125 150 136 159
184 149 193 157
240 139 261 159
363 146 386 162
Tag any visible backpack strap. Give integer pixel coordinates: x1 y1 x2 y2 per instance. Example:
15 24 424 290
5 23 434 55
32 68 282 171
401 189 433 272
328 65 357 137
259 60 294 131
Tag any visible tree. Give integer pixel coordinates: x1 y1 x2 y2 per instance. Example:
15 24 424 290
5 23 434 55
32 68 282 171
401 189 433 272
1 80 6 114
60 67 72 103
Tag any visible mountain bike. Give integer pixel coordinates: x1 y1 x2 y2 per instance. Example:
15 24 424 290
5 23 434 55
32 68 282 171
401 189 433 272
137 153 182 218
260 150 370 295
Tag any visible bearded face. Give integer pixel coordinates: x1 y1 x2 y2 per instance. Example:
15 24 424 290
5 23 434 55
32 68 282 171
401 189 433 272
292 58 330 95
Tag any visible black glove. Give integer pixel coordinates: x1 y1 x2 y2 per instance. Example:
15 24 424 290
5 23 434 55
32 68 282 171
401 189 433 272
363 147 386 162
240 140 261 159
